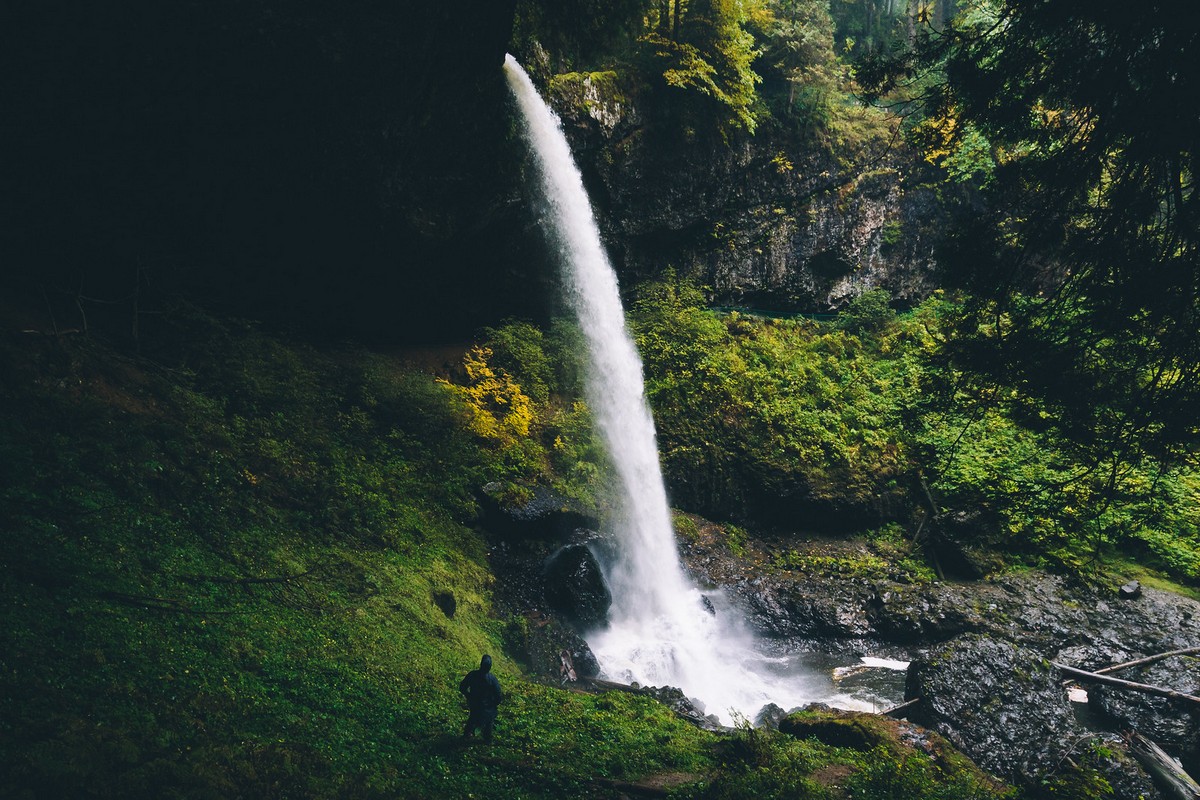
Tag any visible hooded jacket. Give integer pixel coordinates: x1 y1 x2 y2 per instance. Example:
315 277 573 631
459 655 503 713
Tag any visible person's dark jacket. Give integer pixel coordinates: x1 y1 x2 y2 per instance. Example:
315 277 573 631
459 655 503 713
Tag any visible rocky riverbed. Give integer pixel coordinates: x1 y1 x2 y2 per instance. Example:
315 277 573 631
483 492 1200 798
676 516 1200 798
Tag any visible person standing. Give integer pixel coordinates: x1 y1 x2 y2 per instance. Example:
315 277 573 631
459 654 503 743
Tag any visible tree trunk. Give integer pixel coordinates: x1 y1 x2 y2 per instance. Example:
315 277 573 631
1130 733 1200 800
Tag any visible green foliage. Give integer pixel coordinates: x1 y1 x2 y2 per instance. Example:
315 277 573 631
639 0 764 134
0 316 689 799
0 307 1020 799
834 288 897 335
673 510 703 541
435 319 605 509
514 0 654 66
859 0 1200 490
844 746 1003 800
915 295 1200 581
629 279 1200 585
631 278 921 525
723 523 749 556
439 345 537 448
774 549 890 578
480 320 556 404
675 714 1011 800
749 0 840 132
830 0 958 56
1033 740 1116 799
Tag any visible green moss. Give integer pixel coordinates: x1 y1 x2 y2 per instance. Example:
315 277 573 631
0 317 700 799
673 510 702 542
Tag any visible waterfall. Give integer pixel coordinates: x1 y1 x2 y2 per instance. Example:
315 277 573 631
503 55 876 723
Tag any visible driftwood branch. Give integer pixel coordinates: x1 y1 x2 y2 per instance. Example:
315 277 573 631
588 677 641 693
1095 646 1200 676
1129 733 1200 800
1052 662 1200 707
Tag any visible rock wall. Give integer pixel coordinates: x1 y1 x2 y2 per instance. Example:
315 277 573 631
541 66 944 310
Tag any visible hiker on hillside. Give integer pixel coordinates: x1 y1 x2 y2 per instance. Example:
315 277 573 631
459 654 503 743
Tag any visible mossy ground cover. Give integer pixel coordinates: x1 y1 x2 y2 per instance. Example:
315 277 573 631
632 281 1200 590
0 314 701 798
0 309 1013 798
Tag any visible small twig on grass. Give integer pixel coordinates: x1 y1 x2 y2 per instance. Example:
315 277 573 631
98 589 237 615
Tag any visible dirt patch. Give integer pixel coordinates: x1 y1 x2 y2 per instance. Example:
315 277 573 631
636 770 703 790
808 763 853 787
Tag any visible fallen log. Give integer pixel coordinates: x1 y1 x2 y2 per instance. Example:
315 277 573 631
1095 646 1200 676
588 677 640 693
1052 662 1200 707
1129 732 1200 800
882 698 920 719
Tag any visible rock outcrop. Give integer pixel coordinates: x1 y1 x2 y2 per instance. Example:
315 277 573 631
1089 656 1200 777
541 65 945 312
908 635 1161 799
543 543 613 630
676 521 1200 784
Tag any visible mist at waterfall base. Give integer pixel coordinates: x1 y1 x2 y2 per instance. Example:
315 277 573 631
503 55 901 724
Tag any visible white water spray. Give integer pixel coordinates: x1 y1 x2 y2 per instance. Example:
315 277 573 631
503 55 892 722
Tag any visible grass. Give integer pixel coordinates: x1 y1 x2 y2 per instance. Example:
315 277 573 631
0 308 1019 798
1098 557 1200 602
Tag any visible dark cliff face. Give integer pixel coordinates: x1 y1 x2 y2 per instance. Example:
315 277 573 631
5 1 545 342
7 3 940 342
542 70 943 310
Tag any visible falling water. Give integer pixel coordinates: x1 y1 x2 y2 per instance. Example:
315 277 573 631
503 55 897 722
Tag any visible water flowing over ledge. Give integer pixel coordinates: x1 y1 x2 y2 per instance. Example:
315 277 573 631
503 54 890 722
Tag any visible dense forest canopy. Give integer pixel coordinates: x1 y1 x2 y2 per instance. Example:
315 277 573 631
855 0 1200 510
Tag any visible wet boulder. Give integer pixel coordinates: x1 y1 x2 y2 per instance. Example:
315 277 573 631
908 634 1160 799
867 584 983 642
543 543 612 630
479 482 597 540
779 704 892 750
1119 580 1143 600
753 702 787 729
1089 655 1200 776
735 576 875 639
506 611 601 684
640 685 723 730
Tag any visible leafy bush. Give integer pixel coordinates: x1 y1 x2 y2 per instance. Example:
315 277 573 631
629 278 1200 585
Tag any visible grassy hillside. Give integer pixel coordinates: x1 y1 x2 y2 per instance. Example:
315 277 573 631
0 308 1008 799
